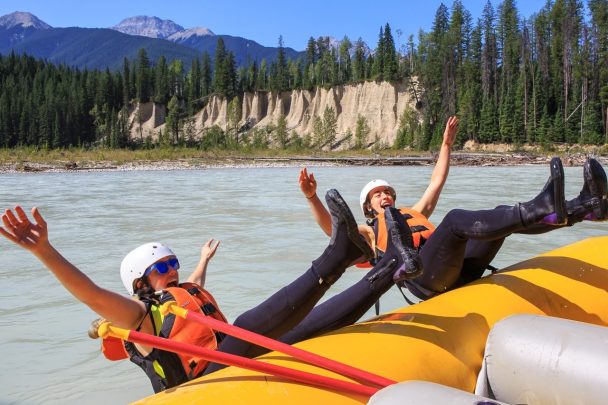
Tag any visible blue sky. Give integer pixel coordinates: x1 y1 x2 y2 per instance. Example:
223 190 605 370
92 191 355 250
3 1 554 51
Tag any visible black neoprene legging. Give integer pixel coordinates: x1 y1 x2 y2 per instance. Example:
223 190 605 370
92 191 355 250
280 204 563 345
410 205 565 297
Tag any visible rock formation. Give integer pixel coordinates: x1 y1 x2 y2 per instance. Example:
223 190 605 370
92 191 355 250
128 81 420 148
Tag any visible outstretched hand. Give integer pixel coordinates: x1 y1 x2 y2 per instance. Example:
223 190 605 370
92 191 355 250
0 206 49 254
442 116 459 148
200 238 220 262
299 167 317 199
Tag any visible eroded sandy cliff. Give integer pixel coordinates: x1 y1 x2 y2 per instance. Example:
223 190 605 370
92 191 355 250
129 81 419 146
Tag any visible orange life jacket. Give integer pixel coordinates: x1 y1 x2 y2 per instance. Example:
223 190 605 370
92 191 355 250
358 207 435 268
100 282 227 391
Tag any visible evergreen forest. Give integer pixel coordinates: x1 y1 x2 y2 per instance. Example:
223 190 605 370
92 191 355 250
1 0 607 151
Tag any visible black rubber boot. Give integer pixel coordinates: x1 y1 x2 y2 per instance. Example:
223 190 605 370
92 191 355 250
367 206 425 284
566 158 608 223
518 157 567 226
310 189 373 286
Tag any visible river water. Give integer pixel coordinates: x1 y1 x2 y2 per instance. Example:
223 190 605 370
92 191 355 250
1 164 606 404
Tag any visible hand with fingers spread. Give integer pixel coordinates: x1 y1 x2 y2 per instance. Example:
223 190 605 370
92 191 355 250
0 206 49 254
201 238 220 262
299 167 318 199
188 238 221 287
1 206 147 328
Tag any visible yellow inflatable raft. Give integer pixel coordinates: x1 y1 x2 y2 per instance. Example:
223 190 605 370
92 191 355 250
135 236 608 404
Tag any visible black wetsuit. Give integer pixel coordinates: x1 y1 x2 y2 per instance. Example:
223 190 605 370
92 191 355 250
279 204 561 345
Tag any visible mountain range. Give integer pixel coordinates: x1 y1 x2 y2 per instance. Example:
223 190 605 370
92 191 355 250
0 12 305 70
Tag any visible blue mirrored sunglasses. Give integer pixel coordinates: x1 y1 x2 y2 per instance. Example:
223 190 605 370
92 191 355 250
143 257 180 277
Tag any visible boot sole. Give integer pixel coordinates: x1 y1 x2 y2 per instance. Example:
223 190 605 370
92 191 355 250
586 159 608 220
326 189 373 261
551 158 567 225
385 207 423 280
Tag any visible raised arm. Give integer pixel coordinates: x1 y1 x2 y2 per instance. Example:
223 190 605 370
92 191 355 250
187 238 220 287
411 116 459 218
299 167 332 236
0 206 146 329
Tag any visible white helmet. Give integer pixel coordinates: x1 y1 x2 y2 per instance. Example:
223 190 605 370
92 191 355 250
120 242 176 295
359 179 396 218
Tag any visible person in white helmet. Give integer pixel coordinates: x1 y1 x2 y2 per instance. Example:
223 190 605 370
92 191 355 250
299 152 608 306
298 116 459 267
4 189 429 393
300 116 459 261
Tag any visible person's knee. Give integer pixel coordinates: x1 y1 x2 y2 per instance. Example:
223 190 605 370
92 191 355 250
232 311 258 332
443 209 465 230
445 208 467 219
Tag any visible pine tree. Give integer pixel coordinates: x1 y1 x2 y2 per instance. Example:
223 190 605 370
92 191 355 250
166 95 180 143
305 37 317 68
352 38 367 82
394 107 419 149
497 0 520 144
382 24 398 81
338 36 352 84
188 57 201 104
419 4 450 146
258 59 268 90
322 106 337 147
552 107 565 143
226 96 241 147
169 59 185 98
481 0 498 140
273 114 288 148
365 55 374 80
247 61 258 91
201 52 212 97
52 111 62 148
354 115 370 149
154 56 170 104
312 116 324 149
276 35 289 92
213 38 228 97
122 58 133 105
135 48 151 103
371 26 385 80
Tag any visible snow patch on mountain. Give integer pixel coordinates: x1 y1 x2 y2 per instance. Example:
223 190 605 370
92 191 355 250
0 11 51 29
168 27 215 42
111 16 184 39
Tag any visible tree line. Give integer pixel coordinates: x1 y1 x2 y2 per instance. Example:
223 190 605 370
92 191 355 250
0 0 607 151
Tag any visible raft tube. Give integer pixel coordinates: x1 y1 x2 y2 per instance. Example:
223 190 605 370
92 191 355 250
477 314 608 404
135 236 608 405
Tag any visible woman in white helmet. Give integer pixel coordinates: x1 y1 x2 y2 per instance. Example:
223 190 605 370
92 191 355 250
300 116 459 264
299 118 608 304
3 189 415 393
299 116 459 245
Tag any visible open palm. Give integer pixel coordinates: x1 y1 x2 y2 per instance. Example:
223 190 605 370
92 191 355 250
0 206 49 252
